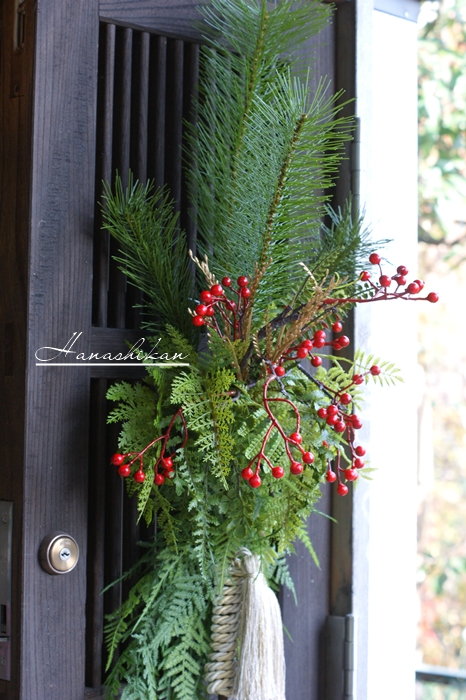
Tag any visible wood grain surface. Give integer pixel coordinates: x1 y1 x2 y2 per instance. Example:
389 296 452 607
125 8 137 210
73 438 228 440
100 0 206 41
19 1 99 698
0 0 35 696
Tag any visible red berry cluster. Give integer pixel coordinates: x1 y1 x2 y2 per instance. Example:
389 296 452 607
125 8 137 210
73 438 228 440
192 276 251 340
324 446 366 496
272 325 350 376
355 254 439 304
241 371 315 488
316 365 381 495
110 408 187 486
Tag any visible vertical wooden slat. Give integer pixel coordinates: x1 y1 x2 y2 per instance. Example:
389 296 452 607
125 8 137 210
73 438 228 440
103 421 124 663
126 30 150 329
93 22 115 328
136 32 150 184
165 39 184 209
102 24 116 184
114 27 133 184
85 379 108 689
108 27 133 329
181 42 199 256
330 2 355 621
148 35 167 190
121 493 141 603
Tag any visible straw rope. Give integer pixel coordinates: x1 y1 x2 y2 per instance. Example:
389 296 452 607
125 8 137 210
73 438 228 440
204 549 251 697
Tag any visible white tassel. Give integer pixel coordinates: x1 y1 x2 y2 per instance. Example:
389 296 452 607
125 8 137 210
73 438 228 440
233 553 286 700
204 549 286 700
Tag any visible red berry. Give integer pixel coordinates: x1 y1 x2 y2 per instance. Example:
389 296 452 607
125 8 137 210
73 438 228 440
337 335 350 348
414 279 424 290
352 374 364 385
111 453 125 466
334 420 346 433
332 321 343 333
161 456 173 469
327 404 338 416
301 339 313 349
118 464 131 478
311 356 322 367
379 275 391 287
427 292 439 303
369 253 381 265
355 445 366 456
195 304 208 316
337 482 349 496
237 276 249 287
222 276 232 287
249 473 261 488
225 300 237 311
370 365 381 376
395 276 407 286
326 470 337 483
322 440 330 448
314 330 326 340
134 469 146 483
407 282 420 294
205 306 215 317
272 466 284 479
351 415 363 429
275 365 286 377
317 407 327 419
344 468 358 482
326 414 338 426
200 290 213 303
353 457 365 469
289 432 302 444
241 467 254 480
360 271 371 282
154 473 165 486
297 347 308 359
313 338 325 349
333 342 342 351
303 451 315 464
240 287 251 298
192 315 205 327
397 265 409 276
211 283 223 296
290 461 303 476
340 393 352 405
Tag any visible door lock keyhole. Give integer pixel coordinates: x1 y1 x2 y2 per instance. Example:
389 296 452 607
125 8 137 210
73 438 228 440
39 533 79 575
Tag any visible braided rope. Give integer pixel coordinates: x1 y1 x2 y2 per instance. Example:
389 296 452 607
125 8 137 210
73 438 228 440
204 549 251 697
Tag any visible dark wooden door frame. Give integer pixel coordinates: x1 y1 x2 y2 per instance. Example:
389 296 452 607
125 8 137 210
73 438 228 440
1 1 99 697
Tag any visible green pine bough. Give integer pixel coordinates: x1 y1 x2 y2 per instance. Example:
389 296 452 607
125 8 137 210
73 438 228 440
101 1 439 698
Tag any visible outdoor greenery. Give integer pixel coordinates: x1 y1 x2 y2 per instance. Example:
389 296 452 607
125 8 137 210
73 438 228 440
417 0 466 673
418 0 466 264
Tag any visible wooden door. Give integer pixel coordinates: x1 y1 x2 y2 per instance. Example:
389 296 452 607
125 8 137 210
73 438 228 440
0 2 353 699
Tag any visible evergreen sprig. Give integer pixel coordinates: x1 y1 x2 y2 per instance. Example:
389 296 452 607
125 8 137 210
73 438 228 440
190 0 355 313
101 176 194 338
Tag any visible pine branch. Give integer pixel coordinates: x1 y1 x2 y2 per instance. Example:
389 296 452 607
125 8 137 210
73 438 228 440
101 175 195 339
